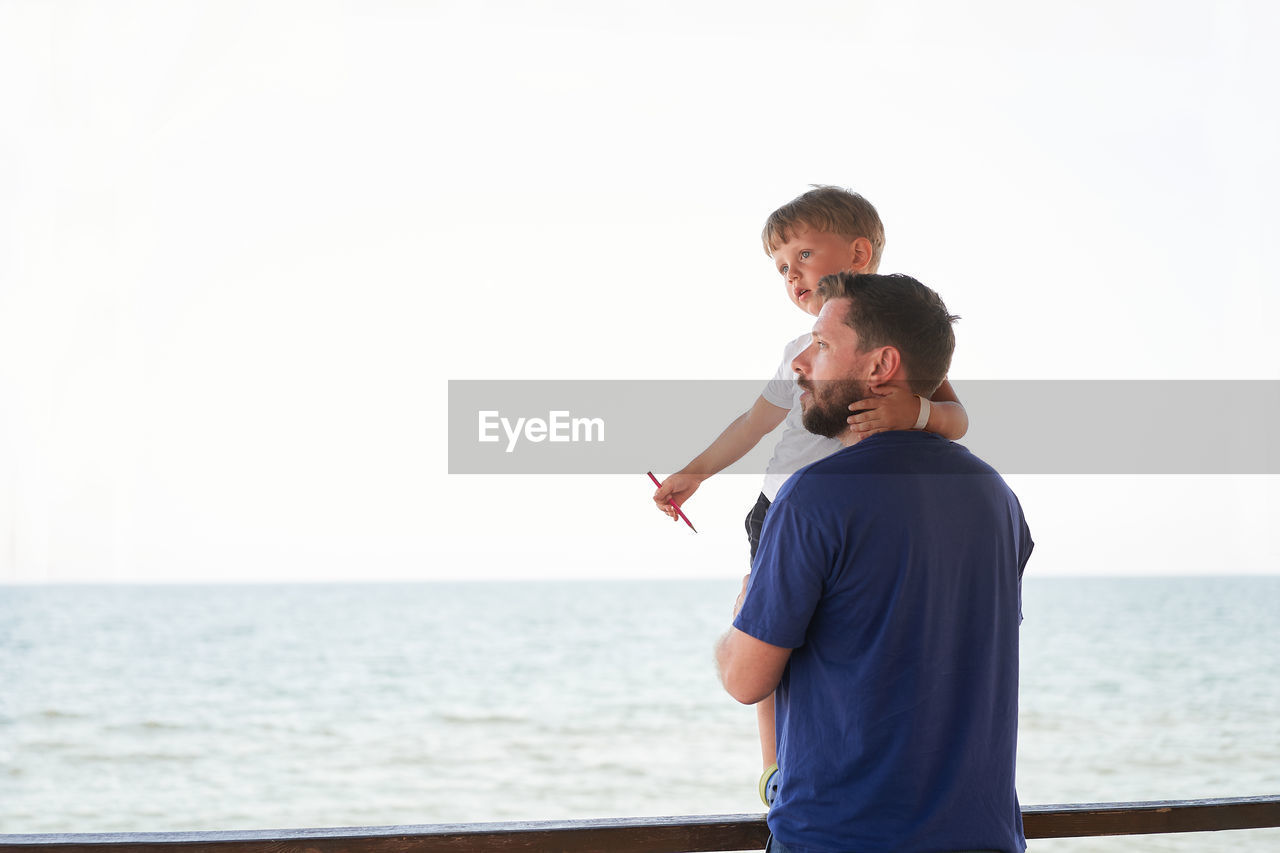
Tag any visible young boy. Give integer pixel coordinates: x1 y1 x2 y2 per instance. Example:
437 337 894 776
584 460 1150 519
651 186 969 780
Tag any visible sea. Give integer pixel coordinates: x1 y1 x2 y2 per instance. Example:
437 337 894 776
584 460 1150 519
1 577 1278 852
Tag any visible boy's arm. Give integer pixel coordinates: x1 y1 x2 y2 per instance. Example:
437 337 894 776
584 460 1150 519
846 377 968 440
652 394 789 521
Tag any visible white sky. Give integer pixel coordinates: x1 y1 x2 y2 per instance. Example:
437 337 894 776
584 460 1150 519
2 1 1277 583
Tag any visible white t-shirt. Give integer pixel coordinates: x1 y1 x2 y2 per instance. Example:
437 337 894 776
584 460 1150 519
759 333 845 501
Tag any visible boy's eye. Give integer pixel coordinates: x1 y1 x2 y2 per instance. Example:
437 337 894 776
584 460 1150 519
779 264 789 275
800 251 811 259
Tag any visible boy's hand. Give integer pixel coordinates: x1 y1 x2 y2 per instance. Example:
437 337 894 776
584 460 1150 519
652 473 703 521
847 387 922 435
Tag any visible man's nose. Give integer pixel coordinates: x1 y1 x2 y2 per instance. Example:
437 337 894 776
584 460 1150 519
792 345 811 375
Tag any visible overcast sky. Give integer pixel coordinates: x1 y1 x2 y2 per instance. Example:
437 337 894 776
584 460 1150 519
2 1 1277 583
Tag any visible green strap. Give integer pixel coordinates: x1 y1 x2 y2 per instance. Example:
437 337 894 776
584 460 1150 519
758 763 779 807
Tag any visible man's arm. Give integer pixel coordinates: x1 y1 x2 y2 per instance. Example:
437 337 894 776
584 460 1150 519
652 394 789 520
716 626 792 705
718 573 792 705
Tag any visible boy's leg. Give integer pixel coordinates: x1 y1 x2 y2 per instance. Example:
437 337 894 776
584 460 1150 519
744 492 777 768
757 697 777 768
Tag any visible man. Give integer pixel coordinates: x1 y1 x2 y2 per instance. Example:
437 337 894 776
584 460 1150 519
716 272 1033 853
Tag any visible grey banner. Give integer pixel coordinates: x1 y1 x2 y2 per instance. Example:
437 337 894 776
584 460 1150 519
448 380 1280 475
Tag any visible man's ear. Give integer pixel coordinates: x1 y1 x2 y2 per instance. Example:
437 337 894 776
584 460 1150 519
866 346 903 391
849 237 875 272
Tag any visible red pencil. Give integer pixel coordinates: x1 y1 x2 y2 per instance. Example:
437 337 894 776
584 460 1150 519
647 471 698 533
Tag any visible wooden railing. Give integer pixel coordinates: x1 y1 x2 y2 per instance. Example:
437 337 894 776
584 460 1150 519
1 795 1277 852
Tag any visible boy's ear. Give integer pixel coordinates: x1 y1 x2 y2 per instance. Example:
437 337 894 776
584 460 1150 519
849 237 875 272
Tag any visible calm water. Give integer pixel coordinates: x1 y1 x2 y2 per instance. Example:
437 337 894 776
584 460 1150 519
1 578 1278 851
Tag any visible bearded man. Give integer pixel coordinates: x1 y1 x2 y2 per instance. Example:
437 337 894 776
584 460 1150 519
715 272 1034 853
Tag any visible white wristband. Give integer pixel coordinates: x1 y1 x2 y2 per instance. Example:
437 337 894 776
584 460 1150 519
913 395 930 430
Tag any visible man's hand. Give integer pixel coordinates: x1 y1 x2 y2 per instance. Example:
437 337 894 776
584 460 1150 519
733 573 750 617
652 472 703 521
847 387 923 436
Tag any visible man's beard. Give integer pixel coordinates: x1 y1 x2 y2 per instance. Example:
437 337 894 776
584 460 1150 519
799 377 869 439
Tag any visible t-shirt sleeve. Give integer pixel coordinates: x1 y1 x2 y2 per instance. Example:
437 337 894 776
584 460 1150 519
1017 510 1034 576
761 336 804 410
733 491 833 649
1014 494 1034 624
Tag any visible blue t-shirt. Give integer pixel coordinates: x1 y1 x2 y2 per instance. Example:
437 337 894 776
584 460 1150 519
734 431 1033 853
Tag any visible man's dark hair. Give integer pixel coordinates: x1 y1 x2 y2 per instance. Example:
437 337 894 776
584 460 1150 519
815 272 959 396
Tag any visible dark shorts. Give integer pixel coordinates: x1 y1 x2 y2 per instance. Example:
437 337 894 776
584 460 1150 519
744 492 771 564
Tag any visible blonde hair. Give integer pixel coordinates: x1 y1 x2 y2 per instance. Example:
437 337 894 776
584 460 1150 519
761 185 886 272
